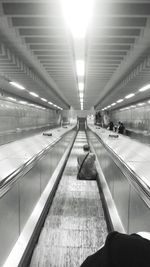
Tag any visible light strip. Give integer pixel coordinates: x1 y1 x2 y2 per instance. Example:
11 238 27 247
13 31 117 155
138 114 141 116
41 98 47 102
139 84 150 92
62 0 93 39
125 93 135 99
19 101 27 104
7 97 16 101
111 102 116 106
9 81 25 90
79 92 84 98
29 92 39 98
130 105 136 108
117 99 123 103
78 82 84 92
76 60 85 76
137 102 145 106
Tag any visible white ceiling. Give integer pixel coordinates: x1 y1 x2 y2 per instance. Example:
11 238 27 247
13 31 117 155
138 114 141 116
0 0 150 111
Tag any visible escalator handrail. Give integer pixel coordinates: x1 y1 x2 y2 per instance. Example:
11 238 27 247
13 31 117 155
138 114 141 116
88 126 150 208
0 127 75 198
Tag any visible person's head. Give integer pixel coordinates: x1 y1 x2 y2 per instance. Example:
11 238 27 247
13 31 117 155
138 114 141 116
83 144 90 152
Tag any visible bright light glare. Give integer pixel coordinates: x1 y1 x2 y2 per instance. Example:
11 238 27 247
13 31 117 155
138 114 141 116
130 105 136 108
48 101 53 105
76 60 85 76
9 81 25 90
137 102 145 106
41 98 47 102
111 103 116 106
19 101 27 104
8 97 16 101
79 92 84 98
29 92 39 97
62 0 93 38
125 93 135 99
117 99 123 103
139 84 150 92
78 82 84 92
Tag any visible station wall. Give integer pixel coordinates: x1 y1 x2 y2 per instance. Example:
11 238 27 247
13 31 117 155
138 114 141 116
61 108 95 124
110 103 150 132
0 96 61 144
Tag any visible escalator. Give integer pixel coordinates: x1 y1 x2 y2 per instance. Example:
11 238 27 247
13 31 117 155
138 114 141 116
30 131 108 267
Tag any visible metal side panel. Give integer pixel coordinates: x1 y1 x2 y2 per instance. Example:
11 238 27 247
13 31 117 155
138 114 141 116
3 131 77 267
19 163 41 232
128 185 150 233
0 183 19 266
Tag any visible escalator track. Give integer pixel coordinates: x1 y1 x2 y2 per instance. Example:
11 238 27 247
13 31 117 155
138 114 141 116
30 131 108 267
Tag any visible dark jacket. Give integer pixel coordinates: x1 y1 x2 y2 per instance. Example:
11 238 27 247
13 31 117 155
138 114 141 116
118 123 125 134
80 231 150 267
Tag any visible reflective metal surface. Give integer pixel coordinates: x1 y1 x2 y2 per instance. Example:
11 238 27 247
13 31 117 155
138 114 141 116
0 125 75 194
88 125 150 234
0 97 60 145
0 184 19 266
3 130 76 267
0 126 75 266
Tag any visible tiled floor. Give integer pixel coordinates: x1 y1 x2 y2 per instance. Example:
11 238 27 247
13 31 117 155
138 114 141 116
30 131 108 267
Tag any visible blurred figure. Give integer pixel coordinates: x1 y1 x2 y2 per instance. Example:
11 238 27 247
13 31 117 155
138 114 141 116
77 144 97 180
108 121 114 131
118 121 125 134
80 231 150 267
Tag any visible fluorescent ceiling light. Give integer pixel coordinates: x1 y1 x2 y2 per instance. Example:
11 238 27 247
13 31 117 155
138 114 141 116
121 107 129 110
19 101 27 104
7 97 16 101
130 105 136 108
139 84 150 92
9 81 25 90
125 93 135 99
111 103 116 106
41 98 47 102
76 60 85 76
29 92 39 98
137 102 145 106
79 92 84 98
48 101 53 105
78 82 84 92
117 99 123 103
62 0 93 38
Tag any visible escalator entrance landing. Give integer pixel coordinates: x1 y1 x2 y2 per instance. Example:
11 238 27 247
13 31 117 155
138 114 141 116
30 131 108 266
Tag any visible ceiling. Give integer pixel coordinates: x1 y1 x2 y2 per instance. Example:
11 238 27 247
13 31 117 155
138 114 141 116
1 0 150 111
